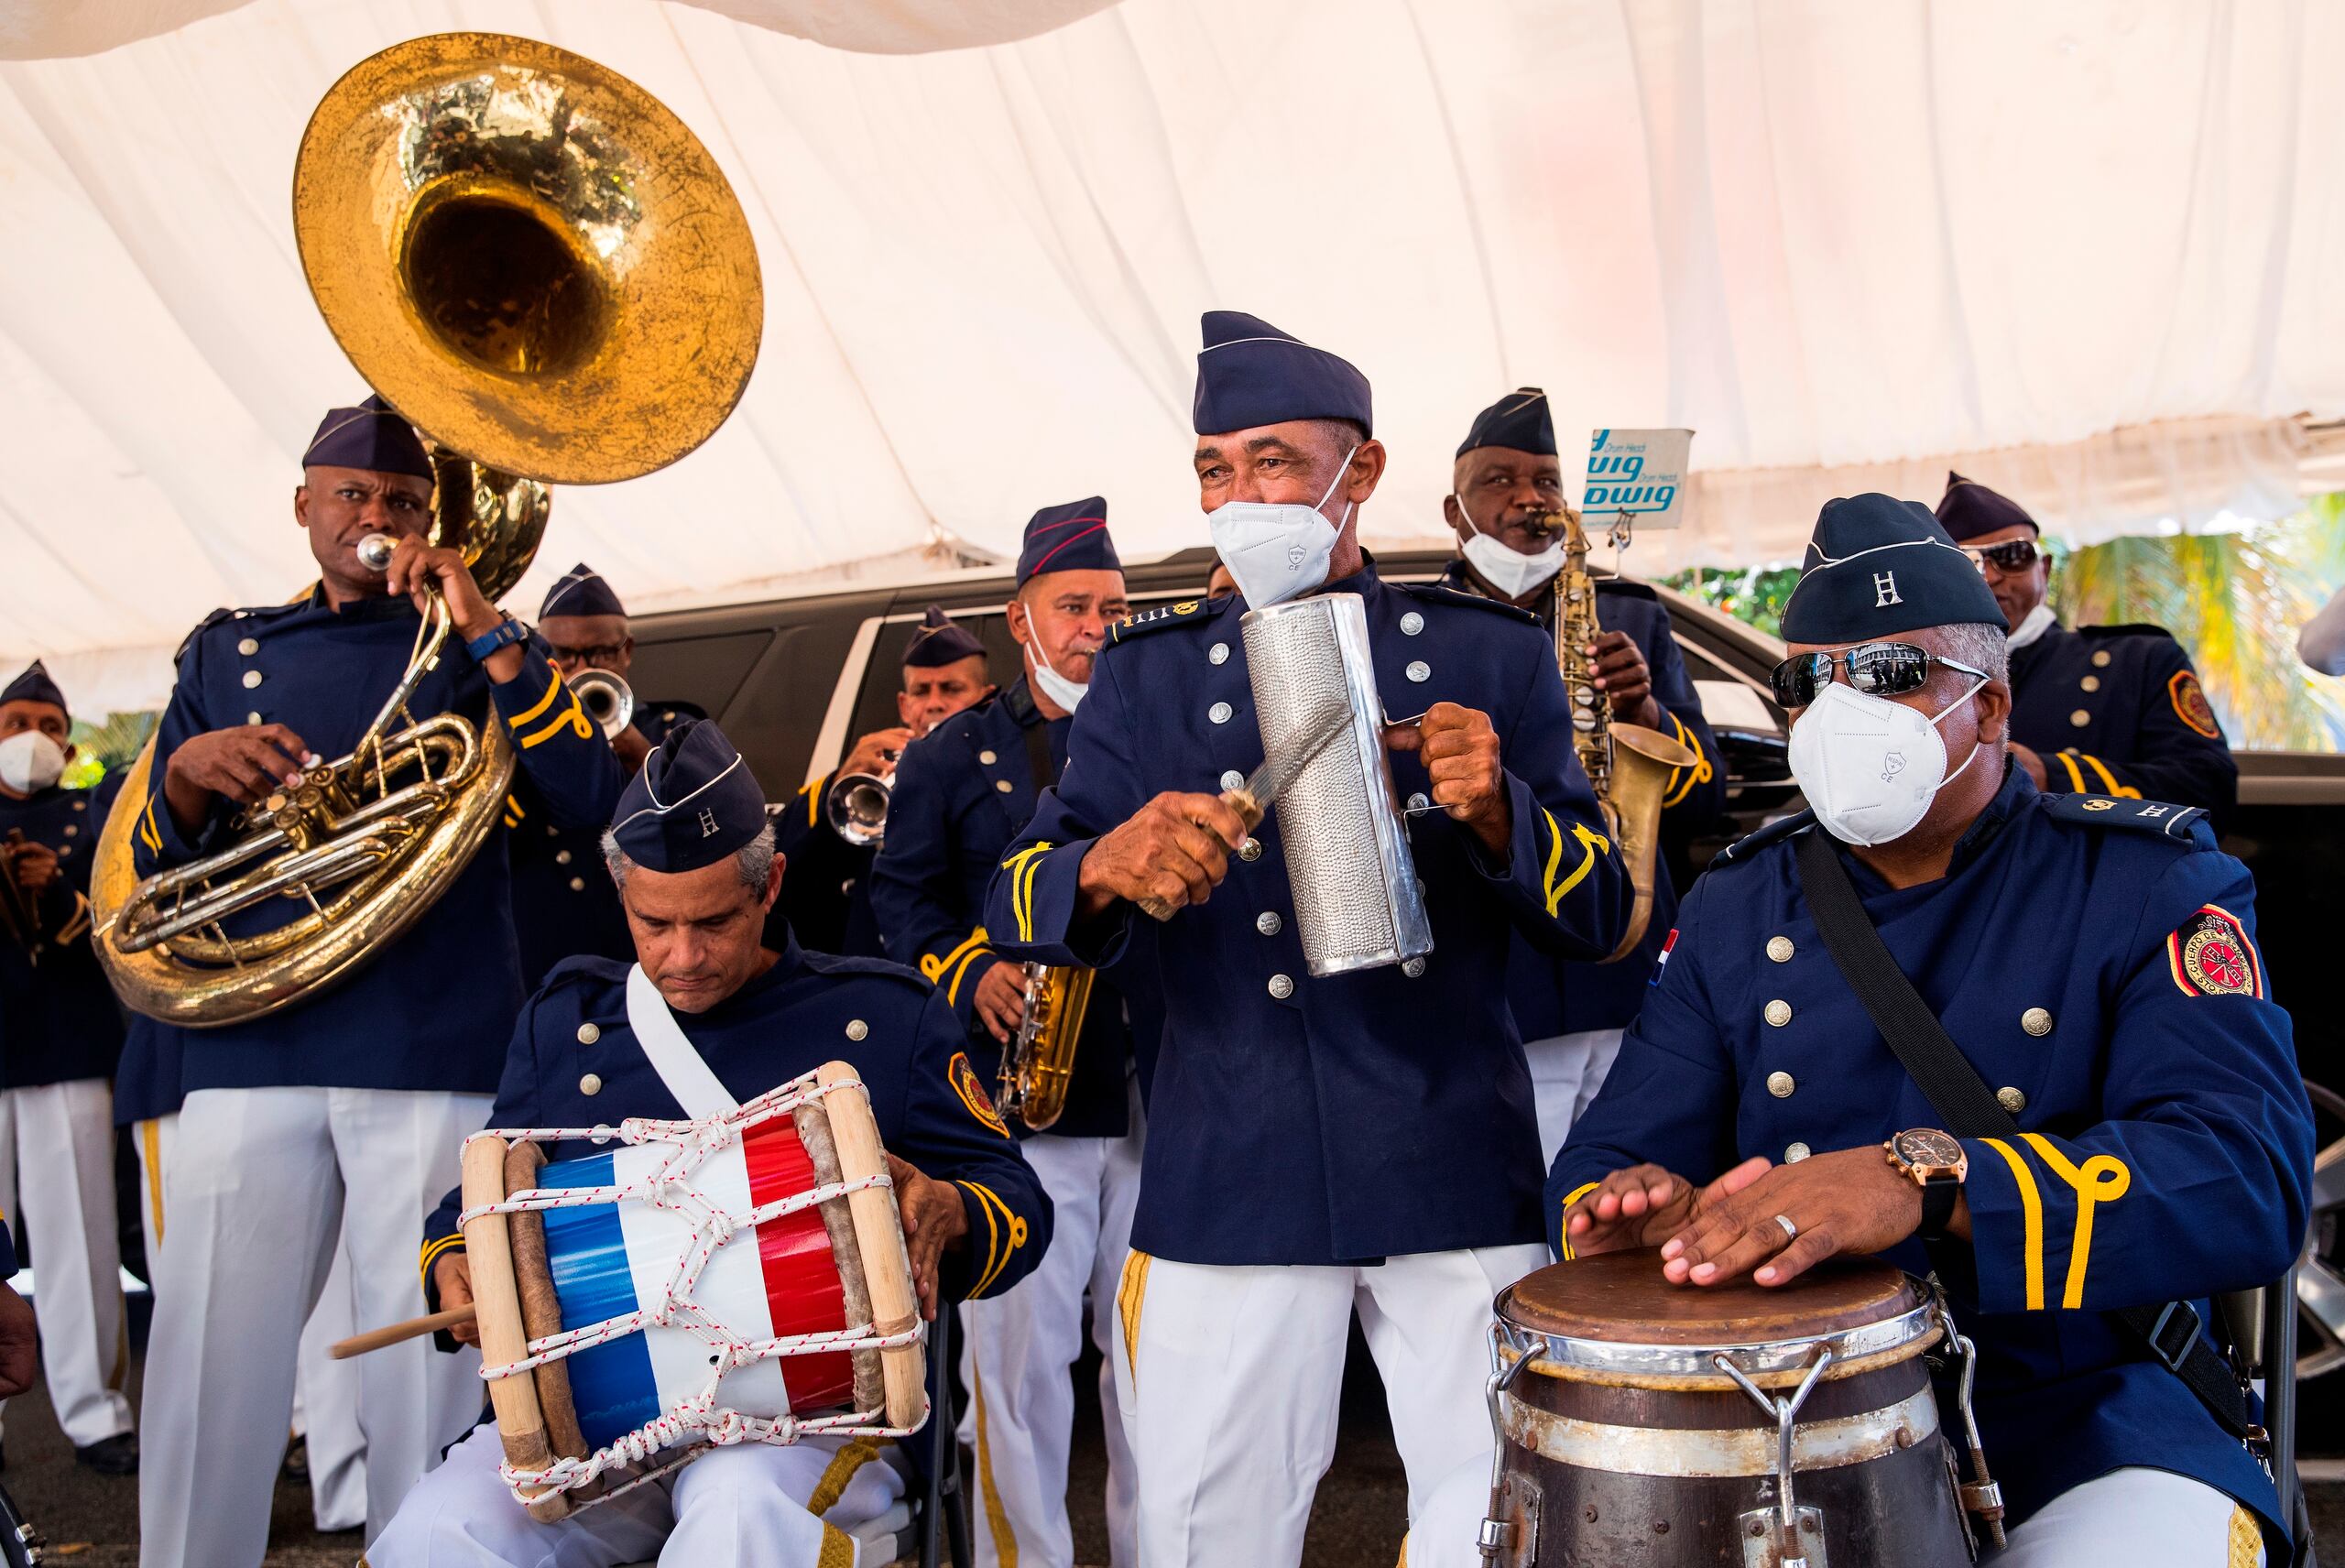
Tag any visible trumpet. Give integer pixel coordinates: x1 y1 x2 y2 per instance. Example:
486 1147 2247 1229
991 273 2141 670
825 772 892 847
569 670 636 741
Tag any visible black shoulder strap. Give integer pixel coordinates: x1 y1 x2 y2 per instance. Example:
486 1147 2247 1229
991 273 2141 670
1793 829 2257 1442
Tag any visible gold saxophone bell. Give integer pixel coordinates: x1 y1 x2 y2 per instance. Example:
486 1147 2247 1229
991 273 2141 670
825 773 892 848
93 33 762 1027
998 962 1096 1131
569 670 636 741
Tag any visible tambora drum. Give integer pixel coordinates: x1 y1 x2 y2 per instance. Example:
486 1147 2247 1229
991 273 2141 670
1478 1251 2000 1567
460 1061 927 1519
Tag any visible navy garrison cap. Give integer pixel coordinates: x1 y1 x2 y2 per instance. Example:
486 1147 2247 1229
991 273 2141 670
902 605 987 669
302 394 432 478
1193 310 1372 437
540 563 627 620
1015 497 1121 586
0 660 67 719
1935 471 2039 542
1457 387 1556 458
1780 494 2006 644
609 718 769 874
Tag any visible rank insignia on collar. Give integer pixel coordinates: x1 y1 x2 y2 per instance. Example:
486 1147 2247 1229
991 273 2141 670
948 1051 1011 1137
2168 670 2221 738
2168 904 2262 998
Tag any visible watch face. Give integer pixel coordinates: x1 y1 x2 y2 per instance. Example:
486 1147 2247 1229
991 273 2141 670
1895 1129 1963 1169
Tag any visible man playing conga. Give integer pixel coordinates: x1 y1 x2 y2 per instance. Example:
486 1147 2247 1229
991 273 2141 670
373 718 1053 1565
984 311 1630 1567
1553 495 2312 1564
134 395 623 1566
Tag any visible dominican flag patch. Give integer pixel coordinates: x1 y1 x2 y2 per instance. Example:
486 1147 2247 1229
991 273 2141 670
1651 928 1679 985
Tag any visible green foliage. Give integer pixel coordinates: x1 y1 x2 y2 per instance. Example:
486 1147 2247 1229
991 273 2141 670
1660 564 1804 638
64 711 158 788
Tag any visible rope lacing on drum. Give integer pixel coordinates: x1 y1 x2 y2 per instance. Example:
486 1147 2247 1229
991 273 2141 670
458 1071 927 1508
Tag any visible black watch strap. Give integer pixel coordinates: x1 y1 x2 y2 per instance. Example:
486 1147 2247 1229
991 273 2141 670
1918 1171 1959 1241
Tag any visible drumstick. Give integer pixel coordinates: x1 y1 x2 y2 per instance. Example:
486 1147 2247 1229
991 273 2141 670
328 1305 476 1359
1134 702 1349 922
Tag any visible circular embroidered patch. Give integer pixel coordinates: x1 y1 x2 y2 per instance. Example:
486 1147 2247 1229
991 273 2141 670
949 1050 1011 1137
2168 670 2221 739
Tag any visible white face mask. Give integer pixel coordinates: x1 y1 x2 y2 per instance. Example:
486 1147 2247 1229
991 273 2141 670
1205 445 1358 609
1454 492 1565 599
0 731 67 795
1787 677 1987 846
1020 629 1093 713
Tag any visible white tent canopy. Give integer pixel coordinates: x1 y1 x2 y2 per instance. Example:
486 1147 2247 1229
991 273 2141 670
6 0 2344 715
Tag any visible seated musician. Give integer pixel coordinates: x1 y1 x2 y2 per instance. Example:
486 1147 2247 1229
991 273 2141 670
372 718 1053 1567
1549 495 2313 1564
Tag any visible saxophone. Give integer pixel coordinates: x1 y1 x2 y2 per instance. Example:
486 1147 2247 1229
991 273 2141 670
997 962 1097 1131
1543 506 1697 962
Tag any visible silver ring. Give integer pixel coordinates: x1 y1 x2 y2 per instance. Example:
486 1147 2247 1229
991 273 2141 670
1773 1214 1798 1242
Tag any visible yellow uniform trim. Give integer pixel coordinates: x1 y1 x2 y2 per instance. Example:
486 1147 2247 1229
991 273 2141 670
960 1181 1026 1297
803 774 824 828
956 1178 1001 1293
518 700 592 748
1541 811 1610 916
945 944 994 1007
2228 1504 2262 1568
998 844 1053 942
507 667 565 727
505 793 527 822
2078 753 2141 800
1660 713 1707 810
2018 1132 2130 1310
2054 750 2087 793
1979 1138 2046 1310
806 1437 883 1516
138 795 163 854
1556 1181 1601 1262
921 926 989 985
52 893 92 946
969 1350 1020 1565
816 1523 856 1568
1118 1250 1152 1389
419 1234 466 1291
139 1119 166 1245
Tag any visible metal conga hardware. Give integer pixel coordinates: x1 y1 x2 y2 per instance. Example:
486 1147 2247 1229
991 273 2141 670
1933 1299 2006 1551
1714 1346 1833 1567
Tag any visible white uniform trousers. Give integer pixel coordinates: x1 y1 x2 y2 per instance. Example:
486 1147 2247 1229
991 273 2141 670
1988 1466 2265 1566
960 1085 1144 1568
0 1079 132 1448
1114 1243 1547 1568
137 1085 491 1568
368 1421 910 1566
135 1109 369 1530
1523 1029 1625 1170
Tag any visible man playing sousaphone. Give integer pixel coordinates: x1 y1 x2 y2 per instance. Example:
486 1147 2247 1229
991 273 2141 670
374 718 1053 1564
1552 495 2313 1564
132 396 623 1567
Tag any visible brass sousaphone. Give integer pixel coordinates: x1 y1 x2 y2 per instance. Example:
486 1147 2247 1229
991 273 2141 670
94 33 762 1025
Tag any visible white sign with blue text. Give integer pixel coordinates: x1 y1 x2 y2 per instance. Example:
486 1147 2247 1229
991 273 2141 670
1581 428 1695 529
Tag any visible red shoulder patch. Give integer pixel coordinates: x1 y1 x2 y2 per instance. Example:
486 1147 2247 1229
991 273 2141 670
948 1051 1010 1138
2168 670 2221 739
2167 905 2263 998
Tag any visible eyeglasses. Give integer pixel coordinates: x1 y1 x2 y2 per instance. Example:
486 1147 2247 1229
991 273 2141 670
547 642 627 666
1769 643 1989 709
1961 539 2040 574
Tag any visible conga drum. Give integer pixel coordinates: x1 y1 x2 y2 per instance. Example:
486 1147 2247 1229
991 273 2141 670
1483 1251 1982 1567
461 1062 927 1519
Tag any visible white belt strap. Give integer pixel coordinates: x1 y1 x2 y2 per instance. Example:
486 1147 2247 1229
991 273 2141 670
625 965 739 1119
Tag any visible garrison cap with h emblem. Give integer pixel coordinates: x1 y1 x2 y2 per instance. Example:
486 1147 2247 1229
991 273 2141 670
609 718 769 873
1015 498 1121 587
903 605 987 669
540 562 627 620
1456 387 1556 457
1780 493 2005 644
0 659 69 720
301 392 432 477
1935 471 2040 542
1193 310 1373 437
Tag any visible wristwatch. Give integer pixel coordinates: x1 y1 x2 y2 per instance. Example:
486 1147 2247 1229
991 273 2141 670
1884 1127 1968 1241
464 616 531 662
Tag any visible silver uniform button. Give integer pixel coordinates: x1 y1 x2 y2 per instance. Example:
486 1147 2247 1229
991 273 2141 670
1767 1071 1795 1098
1763 999 1793 1027
242 670 264 690
547 823 560 837
247 713 263 725
62 824 76 837
1238 837 1262 862
72 800 84 811
846 1018 869 1041
1209 642 1230 665
238 637 259 656
1209 702 1233 724
2070 709 2091 727
1401 956 1426 978
1406 791 1429 811
2092 649 2113 668
579 1073 603 1096
1784 1142 1812 1163
995 779 1015 793
1222 770 1247 792
577 1022 601 1044
1766 935 1794 963
2021 1007 2053 1037
1256 911 1282 936
554 849 572 866
1997 1086 2028 1114
1400 611 1424 636
568 877 585 891
979 750 998 765
1404 660 1430 683
2081 675 2100 692
1267 974 1294 1000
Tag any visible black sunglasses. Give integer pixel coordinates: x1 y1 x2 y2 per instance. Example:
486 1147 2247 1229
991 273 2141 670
1961 539 2040 574
1770 643 1989 709
547 642 628 666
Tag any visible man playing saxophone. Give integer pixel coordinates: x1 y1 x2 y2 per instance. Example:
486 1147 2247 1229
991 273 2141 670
1439 387 1724 1160
868 504 1144 1568
131 395 621 1568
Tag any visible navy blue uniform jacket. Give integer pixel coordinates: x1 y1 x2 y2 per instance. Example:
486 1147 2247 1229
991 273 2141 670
1549 766 2311 1538
870 677 1135 1139
984 561 1631 1266
420 937 1052 1317
0 773 125 1087
132 592 621 1092
2013 619 2236 819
